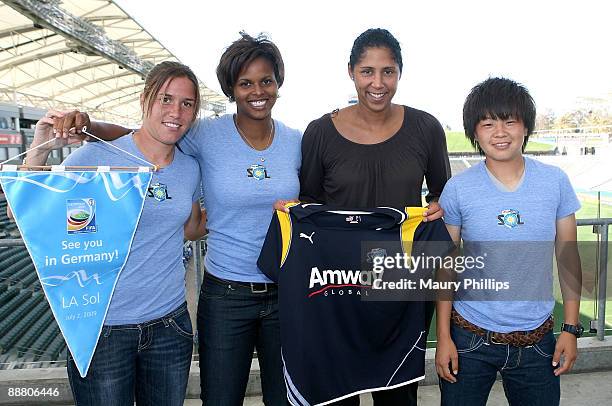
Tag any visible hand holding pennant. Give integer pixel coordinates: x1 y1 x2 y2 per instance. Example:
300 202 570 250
0 130 154 377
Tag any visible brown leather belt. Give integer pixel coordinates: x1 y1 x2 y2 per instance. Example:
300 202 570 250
451 309 554 347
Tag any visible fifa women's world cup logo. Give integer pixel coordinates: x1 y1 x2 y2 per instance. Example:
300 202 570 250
66 198 97 234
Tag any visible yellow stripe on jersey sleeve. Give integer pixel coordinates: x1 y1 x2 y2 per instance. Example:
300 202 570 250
400 207 426 256
278 202 300 268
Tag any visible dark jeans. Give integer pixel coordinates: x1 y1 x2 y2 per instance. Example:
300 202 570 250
331 383 418 405
197 272 286 405
67 303 193 406
439 323 560 406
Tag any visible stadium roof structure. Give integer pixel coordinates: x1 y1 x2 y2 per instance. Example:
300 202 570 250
0 0 226 125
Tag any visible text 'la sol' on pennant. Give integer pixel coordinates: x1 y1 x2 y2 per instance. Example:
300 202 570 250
0 168 151 377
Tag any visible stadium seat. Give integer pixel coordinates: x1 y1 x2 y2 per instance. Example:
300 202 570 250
0 288 19 307
31 323 61 362
15 308 54 358
0 298 46 352
0 293 37 335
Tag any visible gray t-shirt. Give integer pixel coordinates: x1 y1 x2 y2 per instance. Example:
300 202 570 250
64 134 200 324
179 115 301 282
440 157 580 332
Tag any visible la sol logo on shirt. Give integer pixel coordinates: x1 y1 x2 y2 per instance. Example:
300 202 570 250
497 209 524 228
246 163 270 180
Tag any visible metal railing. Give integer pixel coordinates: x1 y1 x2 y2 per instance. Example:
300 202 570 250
577 218 611 340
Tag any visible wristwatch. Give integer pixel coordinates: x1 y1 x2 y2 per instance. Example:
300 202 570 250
561 322 584 337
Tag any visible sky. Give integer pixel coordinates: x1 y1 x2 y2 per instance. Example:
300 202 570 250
115 0 612 132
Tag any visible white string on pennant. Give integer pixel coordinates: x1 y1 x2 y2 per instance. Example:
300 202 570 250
0 127 157 171
81 127 155 169
0 138 57 166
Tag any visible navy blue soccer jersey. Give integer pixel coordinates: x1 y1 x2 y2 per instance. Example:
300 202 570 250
257 203 453 405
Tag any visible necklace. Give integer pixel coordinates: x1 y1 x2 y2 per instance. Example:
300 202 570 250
233 114 274 156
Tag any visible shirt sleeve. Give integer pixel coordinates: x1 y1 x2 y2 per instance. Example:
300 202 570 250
556 168 581 219
424 114 451 203
439 179 462 226
299 119 326 203
257 212 283 282
177 118 205 160
191 161 202 203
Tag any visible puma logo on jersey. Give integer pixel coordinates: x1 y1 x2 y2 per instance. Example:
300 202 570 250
300 232 315 244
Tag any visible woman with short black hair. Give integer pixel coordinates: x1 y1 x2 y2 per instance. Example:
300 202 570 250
182 32 300 405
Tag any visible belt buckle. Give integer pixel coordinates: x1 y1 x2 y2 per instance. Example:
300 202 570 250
485 331 506 345
489 333 506 345
250 282 268 293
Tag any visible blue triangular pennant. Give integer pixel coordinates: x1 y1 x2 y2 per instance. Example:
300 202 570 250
0 169 151 377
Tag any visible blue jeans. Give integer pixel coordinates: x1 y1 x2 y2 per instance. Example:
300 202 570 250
67 303 193 406
439 323 560 406
197 272 286 405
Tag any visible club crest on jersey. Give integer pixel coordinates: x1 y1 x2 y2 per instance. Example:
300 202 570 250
497 209 524 228
148 183 172 202
345 215 361 224
247 164 270 180
366 248 387 263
